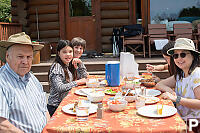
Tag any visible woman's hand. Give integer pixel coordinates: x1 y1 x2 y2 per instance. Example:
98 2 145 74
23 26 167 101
76 78 87 85
161 92 177 102
72 58 82 69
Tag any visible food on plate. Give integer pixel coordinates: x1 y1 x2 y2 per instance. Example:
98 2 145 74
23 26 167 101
122 91 135 96
105 88 119 94
69 101 79 112
140 79 156 87
157 104 163 115
142 73 152 79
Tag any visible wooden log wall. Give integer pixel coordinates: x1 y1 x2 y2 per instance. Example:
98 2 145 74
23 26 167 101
11 0 28 32
11 0 60 43
101 0 130 52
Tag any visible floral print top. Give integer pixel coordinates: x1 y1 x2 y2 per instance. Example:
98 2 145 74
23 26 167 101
175 67 200 121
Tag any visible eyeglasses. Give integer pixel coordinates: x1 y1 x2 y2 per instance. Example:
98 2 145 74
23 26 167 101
172 52 190 59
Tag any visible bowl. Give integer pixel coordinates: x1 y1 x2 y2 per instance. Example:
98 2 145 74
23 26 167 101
124 95 137 103
122 91 137 103
87 91 105 103
107 99 127 112
140 78 156 88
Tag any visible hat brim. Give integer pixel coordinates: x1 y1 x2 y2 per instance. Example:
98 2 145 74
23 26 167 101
167 47 200 55
0 41 44 63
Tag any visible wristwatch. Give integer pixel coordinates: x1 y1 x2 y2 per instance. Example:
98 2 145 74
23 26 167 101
176 96 181 104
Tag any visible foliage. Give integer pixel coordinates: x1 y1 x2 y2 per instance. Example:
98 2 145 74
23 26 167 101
179 6 200 17
0 0 11 22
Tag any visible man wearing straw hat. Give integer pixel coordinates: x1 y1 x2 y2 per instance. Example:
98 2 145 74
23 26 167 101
0 32 50 133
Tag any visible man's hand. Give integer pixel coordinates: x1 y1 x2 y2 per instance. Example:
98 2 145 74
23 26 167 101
0 117 24 133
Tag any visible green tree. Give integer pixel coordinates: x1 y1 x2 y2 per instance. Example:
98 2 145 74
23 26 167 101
0 0 11 22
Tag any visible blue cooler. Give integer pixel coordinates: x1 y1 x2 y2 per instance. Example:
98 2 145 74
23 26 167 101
105 61 120 87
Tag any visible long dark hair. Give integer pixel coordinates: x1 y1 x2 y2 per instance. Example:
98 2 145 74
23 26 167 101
162 41 175 76
174 51 200 80
49 40 77 82
168 56 176 76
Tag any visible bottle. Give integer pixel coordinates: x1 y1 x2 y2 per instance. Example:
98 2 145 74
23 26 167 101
97 103 103 119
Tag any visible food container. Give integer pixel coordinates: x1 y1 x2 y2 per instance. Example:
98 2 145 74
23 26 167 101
87 91 105 103
86 79 100 88
107 99 127 112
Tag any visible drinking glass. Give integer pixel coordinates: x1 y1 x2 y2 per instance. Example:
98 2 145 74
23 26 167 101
135 96 145 109
76 100 91 121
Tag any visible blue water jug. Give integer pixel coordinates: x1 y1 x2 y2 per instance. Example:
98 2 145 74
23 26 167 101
105 61 120 87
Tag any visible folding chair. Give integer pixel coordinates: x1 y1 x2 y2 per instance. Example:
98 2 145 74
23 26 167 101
122 24 146 58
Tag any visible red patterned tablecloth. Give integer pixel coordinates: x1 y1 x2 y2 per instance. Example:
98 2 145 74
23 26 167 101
42 75 187 133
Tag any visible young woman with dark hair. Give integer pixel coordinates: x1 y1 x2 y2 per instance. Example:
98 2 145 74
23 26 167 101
47 40 87 116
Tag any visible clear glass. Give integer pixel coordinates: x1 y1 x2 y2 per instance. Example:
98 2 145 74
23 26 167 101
135 96 145 109
76 106 89 121
69 0 92 17
76 100 91 121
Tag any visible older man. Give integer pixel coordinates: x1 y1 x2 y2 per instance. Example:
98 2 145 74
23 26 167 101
0 32 50 133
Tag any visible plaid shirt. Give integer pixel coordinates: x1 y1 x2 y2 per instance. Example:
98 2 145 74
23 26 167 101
48 62 87 107
0 63 47 133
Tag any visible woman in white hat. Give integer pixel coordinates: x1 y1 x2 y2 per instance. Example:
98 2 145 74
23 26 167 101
156 38 200 132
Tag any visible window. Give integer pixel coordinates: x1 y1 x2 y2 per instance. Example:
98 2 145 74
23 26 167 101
69 0 92 17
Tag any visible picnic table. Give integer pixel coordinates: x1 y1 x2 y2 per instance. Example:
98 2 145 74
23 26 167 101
42 75 187 133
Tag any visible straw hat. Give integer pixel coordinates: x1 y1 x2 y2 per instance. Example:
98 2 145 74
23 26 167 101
167 38 200 55
0 32 44 63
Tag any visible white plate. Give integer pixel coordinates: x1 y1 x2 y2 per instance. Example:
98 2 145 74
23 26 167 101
135 89 161 97
146 89 161 97
75 88 103 96
145 97 160 104
62 103 98 115
137 105 177 118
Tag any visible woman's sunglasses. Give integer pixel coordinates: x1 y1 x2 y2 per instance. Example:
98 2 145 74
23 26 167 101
172 52 190 59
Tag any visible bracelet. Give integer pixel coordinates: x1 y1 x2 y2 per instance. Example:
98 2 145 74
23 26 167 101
176 96 181 104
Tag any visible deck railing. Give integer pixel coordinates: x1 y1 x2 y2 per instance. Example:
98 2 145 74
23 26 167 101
0 22 22 40
0 22 22 66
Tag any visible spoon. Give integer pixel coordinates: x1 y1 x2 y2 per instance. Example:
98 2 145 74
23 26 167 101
79 89 89 96
122 89 131 99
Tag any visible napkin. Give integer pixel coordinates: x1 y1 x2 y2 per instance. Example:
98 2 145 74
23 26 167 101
154 39 169 50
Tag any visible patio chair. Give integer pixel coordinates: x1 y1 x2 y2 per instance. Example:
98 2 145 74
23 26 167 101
173 23 198 50
148 24 168 57
122 24 146 58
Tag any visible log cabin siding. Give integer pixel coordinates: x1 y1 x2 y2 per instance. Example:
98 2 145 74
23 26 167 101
11 0 60 43
100 0 130 52
11 0 136 53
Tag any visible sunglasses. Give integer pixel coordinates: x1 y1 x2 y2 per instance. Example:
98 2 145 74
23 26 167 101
172 52 190 59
